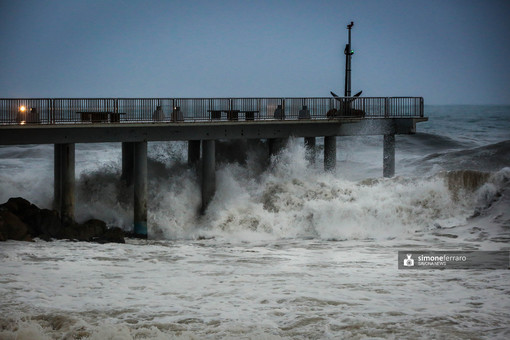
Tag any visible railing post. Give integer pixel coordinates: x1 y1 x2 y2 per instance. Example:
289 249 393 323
46 99 50 124
282 98 285 120
49 99 53 124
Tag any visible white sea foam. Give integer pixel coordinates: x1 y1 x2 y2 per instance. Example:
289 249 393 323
0 139 503 243
1 237 508 339
1 107 510 339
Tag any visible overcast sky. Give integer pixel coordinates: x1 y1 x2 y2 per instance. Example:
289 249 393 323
1 0 509 104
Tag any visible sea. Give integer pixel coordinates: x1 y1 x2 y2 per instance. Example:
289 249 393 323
0 105 509 339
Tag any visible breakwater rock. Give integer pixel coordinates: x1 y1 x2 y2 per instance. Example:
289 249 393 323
0 197 125 243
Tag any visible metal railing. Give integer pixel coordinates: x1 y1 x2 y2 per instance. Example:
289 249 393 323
0 97 423 125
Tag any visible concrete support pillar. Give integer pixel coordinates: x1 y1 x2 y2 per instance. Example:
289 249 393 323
133 141 148 237
188 140 201 168
324 136 336 171
53 145 62 212
201 140 216 214
304 137 316 164
54 143 75 224
383 134 395 178
268 138 288 157
268 139 276 157
121 142 134 186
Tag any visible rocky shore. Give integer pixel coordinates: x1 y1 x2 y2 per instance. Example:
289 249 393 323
0 197 125 243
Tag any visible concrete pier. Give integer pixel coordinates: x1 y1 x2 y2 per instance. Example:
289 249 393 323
304 137 316 164
133 141 148 236
383 134 395 177
324 136 336 171
201 140 216 213
54 143 75 224
121 142 134 186
188 140 201 168
0 96 425 235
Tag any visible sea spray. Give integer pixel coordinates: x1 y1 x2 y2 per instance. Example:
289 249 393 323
170 139 480 241
58 139 505 241
1 138 508 241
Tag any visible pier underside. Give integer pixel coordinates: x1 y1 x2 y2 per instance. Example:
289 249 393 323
1 116 426 238
0 118 425 145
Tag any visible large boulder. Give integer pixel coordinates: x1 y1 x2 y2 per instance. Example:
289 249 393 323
0 197 125 244
1 197 42 238
1 197 32 215
38 209 62 240
94 226 125 244
82 219 107 236
77 219 107 241
58 219 124 243
0 209 31 241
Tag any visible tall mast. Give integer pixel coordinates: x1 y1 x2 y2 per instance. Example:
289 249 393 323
344 21 354 97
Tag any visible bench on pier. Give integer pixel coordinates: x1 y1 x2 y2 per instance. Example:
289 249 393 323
77 112 126 123
207 110 259 121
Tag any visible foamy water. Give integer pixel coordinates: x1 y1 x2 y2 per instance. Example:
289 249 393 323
1 105 509 339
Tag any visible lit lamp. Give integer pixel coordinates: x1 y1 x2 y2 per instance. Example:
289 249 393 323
17 105 27 125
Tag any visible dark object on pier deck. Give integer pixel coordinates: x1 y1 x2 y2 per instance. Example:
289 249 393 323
77 111 126 123
329 91 365 118
207 109 260 121
171 106 184 122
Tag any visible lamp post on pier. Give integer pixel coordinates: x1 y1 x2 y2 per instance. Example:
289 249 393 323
344 21 354 97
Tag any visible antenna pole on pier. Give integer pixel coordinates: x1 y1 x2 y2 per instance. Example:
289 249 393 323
344 21 354 97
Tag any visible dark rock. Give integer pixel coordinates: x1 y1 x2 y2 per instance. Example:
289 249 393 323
123 231 148 239
39 209 62 239
58 219 122 243
1 197 32 215
0 210 30 241
82 219 107 235
0 197 125 244
72 219 107 242
93 227 125 244
59 222 90 241
57 222 77 240
23 204 43 232
0 214 6 241
1 197 42 238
